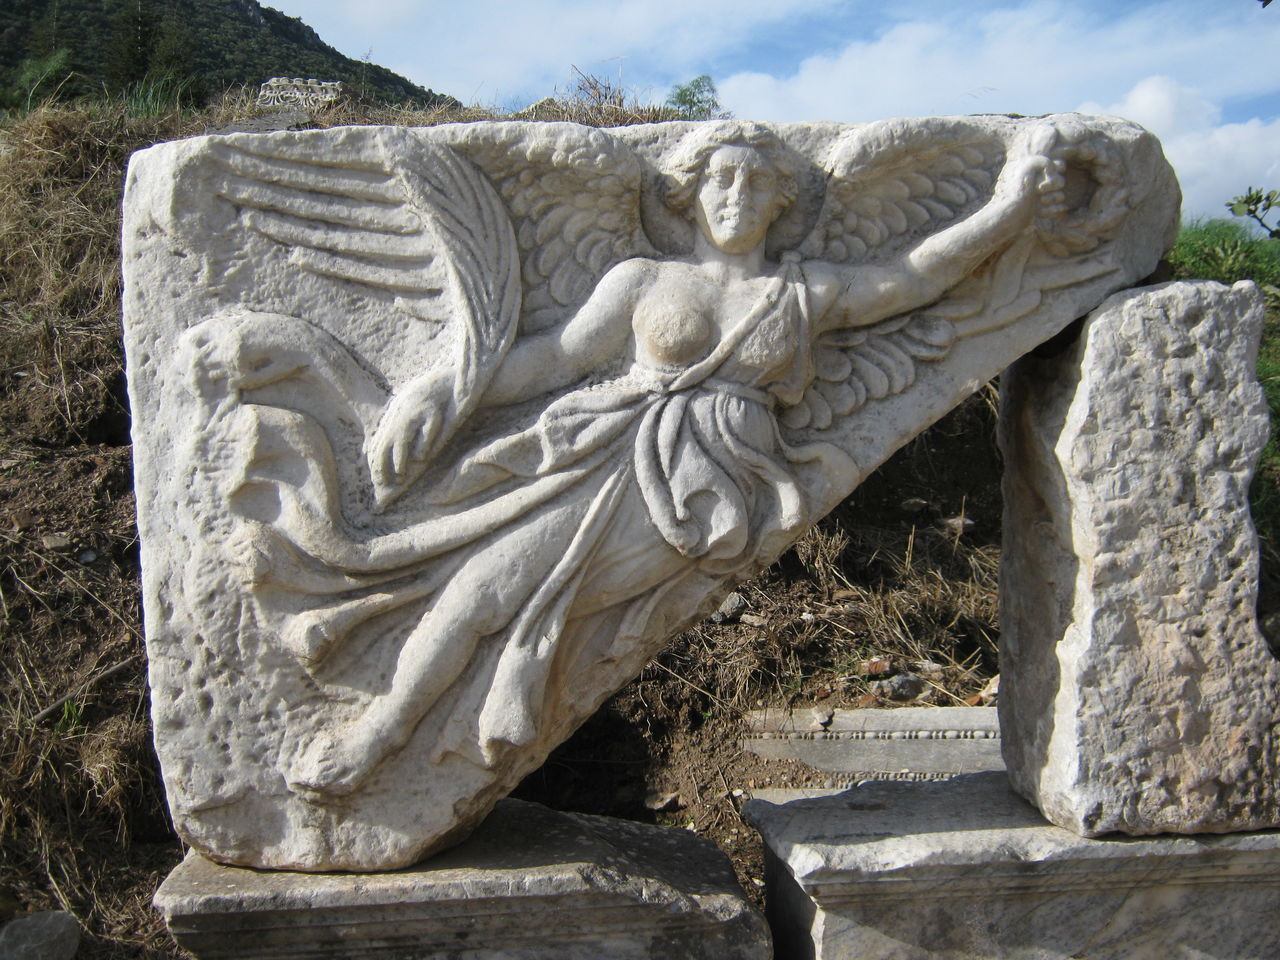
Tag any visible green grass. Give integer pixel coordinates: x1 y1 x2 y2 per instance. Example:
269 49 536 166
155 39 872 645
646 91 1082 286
118 73 199 118
1169 218 1280 302
1169 218 1280 607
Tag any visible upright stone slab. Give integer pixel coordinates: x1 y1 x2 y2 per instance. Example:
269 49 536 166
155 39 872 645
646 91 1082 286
745 772 1280 960
122 116 1177 871
1000 280 1280 836
155 799 770 960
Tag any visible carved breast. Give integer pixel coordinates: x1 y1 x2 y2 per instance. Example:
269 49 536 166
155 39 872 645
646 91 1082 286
634 300 714 368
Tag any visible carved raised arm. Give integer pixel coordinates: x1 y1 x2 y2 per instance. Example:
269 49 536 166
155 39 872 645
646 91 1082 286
369 258 646 498
815 125 1066 333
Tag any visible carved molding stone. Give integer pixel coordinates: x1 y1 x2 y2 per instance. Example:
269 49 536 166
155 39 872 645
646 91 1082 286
121 116 1178 871
742 705 1003 803
256 77 344 111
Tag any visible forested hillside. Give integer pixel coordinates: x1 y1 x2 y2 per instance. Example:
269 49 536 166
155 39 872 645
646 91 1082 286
0 0 454 106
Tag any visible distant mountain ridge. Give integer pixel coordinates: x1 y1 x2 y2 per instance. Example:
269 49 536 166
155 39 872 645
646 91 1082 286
1 0 454 106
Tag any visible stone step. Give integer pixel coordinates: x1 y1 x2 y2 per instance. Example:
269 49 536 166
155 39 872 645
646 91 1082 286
745 771 1280 960
156 799 770 960
741 706 1002 800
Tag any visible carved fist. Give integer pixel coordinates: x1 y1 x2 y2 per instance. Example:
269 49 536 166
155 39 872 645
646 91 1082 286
370 369 455 500
1024 120 1131 256
1000 123 1068 217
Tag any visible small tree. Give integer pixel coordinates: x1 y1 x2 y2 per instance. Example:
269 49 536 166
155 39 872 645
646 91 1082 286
666 74 721 120
1 49 72 112
1229 187 1280 240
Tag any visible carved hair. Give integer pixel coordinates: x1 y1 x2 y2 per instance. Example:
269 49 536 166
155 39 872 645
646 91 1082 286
664 121 800 215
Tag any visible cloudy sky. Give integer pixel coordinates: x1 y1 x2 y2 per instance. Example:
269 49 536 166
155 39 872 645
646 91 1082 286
267 0 1280 223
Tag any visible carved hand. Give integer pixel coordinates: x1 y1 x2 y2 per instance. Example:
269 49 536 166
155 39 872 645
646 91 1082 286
369 370 455 498
1000 123 1069 220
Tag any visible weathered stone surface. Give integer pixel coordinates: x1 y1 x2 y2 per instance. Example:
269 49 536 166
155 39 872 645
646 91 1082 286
999 280 1280 836
743 705 1002 801
0 910 80 960
155 799 770 960
745 771 1280 960
122 116 1177 870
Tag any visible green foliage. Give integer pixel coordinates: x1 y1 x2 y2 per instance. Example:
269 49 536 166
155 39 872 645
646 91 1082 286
0 48 71 112
1168 218 1280 302
0 0 456 108
1229 186 1280 240
1250 311 1280 612
104 0 155 93
666 74 722 120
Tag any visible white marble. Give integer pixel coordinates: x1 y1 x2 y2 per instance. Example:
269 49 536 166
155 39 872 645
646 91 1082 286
256 77 343 111
743 705 1002 802
122 116 1178 870
746 772 1280 960
155 799 770 960
1000 281 1280 836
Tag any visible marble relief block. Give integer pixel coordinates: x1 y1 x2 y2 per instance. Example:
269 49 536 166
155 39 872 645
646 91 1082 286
121 116 1178 871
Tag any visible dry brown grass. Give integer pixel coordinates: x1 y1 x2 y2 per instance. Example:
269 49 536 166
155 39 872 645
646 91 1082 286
0 102 198 447
0 98 209 959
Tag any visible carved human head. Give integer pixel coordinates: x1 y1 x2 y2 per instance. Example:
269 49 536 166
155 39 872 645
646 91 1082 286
665 122 799 254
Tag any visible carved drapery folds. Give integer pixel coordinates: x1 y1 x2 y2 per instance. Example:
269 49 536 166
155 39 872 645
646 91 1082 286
121 117 1178 871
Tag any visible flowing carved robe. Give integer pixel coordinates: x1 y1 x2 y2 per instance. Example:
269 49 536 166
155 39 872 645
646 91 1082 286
212 255 850 765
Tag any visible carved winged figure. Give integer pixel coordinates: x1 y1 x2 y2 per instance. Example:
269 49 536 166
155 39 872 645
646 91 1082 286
124 116 1177 869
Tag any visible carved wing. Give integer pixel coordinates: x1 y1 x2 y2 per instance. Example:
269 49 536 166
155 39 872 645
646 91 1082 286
798 117 1006 267
170 127 520 412
786 118 1136 433
779 314 954 431
446 124 657 334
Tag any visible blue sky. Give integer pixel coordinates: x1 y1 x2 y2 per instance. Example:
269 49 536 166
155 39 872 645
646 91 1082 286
266 0 1280 222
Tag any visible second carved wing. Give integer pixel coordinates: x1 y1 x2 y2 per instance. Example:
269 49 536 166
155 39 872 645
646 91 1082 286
166 126 521 418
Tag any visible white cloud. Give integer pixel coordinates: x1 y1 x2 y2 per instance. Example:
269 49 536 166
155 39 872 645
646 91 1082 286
270 0 838 106
1078 76 1220 138
718 0 1280 220
1083 77 1280 222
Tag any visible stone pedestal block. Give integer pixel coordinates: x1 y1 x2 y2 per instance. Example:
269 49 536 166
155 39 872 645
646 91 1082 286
999 281 1280 836
155 799 769 959
745 772 1280 960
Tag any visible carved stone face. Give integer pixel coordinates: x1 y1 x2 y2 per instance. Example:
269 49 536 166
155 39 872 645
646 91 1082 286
693 145 785 255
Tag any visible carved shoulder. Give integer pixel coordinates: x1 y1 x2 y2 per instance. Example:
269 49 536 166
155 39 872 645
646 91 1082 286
556 257 655 358
799 260 848 321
